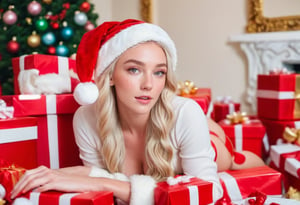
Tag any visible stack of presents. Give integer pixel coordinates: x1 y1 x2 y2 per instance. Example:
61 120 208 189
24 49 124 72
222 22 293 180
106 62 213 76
0 54 299 205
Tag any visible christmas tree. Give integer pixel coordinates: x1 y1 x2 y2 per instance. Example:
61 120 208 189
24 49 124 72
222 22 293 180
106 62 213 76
0 0 99 94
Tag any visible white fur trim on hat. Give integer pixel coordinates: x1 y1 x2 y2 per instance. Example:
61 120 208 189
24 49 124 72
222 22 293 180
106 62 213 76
95 23 177 78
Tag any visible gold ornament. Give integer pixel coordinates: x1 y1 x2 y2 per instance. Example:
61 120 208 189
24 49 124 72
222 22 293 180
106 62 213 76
27 31 41 48
42 0 52 4
226 111 249 124
177 80 198 96
26 17 32 25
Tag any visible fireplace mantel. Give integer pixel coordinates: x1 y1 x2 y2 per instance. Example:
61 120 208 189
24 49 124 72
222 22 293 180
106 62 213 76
229 31 300 113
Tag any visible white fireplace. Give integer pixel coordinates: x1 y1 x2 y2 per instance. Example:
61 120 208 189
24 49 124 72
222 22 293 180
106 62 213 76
229 31 300 113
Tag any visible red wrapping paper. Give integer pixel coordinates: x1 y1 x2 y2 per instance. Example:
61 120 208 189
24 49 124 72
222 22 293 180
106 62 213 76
0 117 38 169
4 94 81 169
0 163 26 202
218 166 282 202
25 191 114 205
11 54 77 94
180 88 211 114
269 144 300 191
218 119 267 158
211 101 240 122
154 177 213 205
260 118 300 146
257 74 300 120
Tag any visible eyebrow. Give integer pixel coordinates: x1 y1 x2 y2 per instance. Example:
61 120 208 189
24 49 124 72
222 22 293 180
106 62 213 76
124 59 167 68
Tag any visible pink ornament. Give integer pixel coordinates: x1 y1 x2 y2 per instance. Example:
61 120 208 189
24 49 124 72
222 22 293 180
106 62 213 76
3 10 17 25
84 21 95 31
27 1 42 16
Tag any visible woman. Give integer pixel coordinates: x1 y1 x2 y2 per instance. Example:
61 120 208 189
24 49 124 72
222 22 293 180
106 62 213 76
11 19 223 204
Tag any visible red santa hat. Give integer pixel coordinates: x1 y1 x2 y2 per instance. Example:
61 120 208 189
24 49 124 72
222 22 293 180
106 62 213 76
74 19 177 105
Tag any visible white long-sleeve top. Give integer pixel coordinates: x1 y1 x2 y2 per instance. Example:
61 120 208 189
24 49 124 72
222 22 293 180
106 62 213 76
73 96 223 204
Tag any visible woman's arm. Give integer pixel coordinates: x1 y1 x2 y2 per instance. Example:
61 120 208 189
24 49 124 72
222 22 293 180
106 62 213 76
10 165 131 202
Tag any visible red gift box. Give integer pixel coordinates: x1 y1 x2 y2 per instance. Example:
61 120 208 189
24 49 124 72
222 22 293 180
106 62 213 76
257 73 300 120
218 118 268 158
211 98 240 122
5 94 82 169
218 166 282 202
0 117 38 169
154 176 213 205
0 163 26 202
270 144 300 178
180 88 211 115
260 118 300 146
25 191 114 205
269 144 300 191
12 54 77 95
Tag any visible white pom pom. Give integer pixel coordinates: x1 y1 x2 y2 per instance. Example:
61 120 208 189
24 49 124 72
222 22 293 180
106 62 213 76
0 184 5 199
12 197 33 205
74 82 99 105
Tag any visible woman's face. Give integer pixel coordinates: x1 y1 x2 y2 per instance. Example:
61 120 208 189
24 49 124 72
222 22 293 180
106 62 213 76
111 42 167 116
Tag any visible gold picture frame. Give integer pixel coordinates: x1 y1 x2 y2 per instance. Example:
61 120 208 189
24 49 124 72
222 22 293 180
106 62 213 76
246 0 300 33
140 0 153 23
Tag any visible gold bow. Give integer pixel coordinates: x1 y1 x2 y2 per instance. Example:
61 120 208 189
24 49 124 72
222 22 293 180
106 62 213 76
286 186 300 201
226 111 249 124
283 127 300 144
177 80 198 96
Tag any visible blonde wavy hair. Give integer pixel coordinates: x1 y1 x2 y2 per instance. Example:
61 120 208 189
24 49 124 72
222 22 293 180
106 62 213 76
95 46 177 182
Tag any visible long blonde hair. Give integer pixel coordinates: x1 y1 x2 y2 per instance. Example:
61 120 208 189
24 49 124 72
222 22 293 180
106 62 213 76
95 48 177 181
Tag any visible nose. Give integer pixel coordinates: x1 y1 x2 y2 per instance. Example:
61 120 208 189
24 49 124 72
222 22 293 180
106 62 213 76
141 72 153 90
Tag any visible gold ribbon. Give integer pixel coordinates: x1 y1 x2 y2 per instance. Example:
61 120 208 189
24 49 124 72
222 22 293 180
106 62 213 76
226 111 249 124
0 199 5 205
283 127 300 144
177 80 198 96
294 75 300 118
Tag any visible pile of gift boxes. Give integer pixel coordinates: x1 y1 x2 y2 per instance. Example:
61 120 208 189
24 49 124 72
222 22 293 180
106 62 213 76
0 54 299 204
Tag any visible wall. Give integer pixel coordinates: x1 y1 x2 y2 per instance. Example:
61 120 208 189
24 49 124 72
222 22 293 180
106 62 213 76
90 0 251 113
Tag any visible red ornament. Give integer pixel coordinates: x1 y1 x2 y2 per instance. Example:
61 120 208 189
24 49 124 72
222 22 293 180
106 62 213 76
51 22 59 29
47 46 56 54
80 2 90 12
7 40 20 53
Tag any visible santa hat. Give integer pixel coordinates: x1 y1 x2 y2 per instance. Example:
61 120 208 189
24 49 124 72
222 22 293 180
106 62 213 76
74 19 177 105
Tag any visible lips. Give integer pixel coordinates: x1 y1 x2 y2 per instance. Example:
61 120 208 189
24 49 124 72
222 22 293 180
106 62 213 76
135 96 153 104
136 96 151 100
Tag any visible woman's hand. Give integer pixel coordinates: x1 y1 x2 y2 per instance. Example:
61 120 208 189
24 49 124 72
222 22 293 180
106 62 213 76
10 165 93 199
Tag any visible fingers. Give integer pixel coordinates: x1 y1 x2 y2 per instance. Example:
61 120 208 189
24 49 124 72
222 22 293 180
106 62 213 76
11 166 51 199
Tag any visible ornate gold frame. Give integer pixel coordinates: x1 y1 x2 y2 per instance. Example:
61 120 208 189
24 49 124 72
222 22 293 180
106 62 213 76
140 0 153 23
246 0 300 33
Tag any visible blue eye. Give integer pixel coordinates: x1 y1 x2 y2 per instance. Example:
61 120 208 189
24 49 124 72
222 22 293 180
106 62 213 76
128 68 139 74
155 71 166 76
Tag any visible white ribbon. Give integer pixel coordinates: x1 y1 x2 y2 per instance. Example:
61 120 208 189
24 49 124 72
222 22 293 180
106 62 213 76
46 95 59 169
0 126 37 144
234 124 243 152
218 172 243 201
285 158 300 178
166 175 193 186
256 89 295 100
270 144 300 168
187 185 199 205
